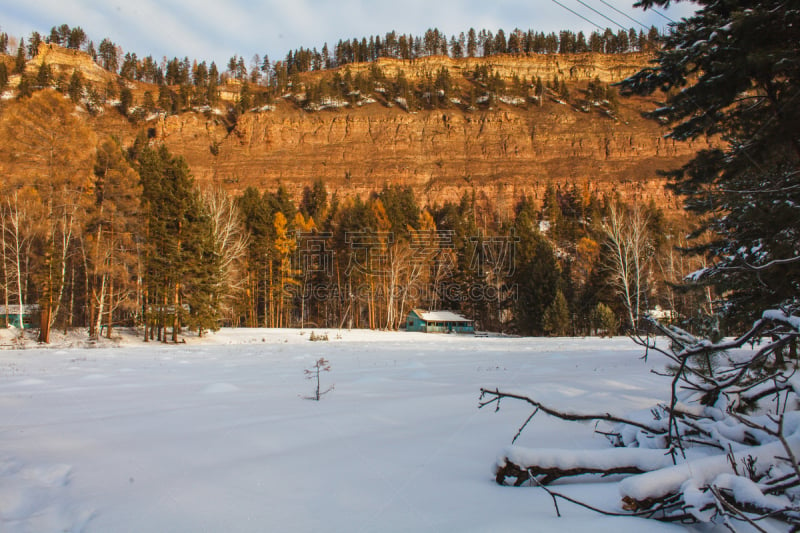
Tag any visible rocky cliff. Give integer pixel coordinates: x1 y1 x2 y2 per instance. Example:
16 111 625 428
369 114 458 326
32 43 117 85
5 45 700 213
157 90 701 214
343 52 652 84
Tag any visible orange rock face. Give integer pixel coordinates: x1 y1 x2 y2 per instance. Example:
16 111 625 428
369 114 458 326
10 46 702 213
158 94 701 213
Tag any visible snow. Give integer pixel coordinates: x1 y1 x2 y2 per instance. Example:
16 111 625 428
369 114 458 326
413 309 471 322
0 330 689 532
685 267 709 282
763 309 800 331
498 96 526 106
618 435 800 502
498 446 675 472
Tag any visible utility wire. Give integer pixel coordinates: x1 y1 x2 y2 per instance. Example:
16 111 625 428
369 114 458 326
550 0 605 31
597 0 649 29
575 0 627 30
651 8 677 23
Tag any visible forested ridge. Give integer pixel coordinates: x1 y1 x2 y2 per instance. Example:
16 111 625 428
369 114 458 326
0 23 704 343
0 22 660 115
0 89 700 343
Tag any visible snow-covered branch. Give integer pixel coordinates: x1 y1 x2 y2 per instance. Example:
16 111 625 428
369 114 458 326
483 306 800 527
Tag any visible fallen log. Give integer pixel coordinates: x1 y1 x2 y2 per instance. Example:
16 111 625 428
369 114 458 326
494 445 675 486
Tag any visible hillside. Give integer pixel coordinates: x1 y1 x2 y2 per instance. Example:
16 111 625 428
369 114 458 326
1 43 700 212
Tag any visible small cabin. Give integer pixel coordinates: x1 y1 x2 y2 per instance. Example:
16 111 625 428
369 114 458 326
406 309 474 334
0 304 40 329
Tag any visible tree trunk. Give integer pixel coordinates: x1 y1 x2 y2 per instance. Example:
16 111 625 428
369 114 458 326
172 281 179 343
93 273 106 341
106 272 114 339
39 305 51 343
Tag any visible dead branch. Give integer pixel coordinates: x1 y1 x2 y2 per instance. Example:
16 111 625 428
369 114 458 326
496 458 659 487
479 388 662 435
483 304 800 528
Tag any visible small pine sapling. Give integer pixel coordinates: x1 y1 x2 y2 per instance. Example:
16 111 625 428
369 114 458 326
304 357 334 401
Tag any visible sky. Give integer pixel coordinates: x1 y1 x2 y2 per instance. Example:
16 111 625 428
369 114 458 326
0 0 697 67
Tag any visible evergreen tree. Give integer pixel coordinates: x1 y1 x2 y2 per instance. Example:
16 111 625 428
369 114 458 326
591 302 618 336
467 28 477 57
543 290 570 336
300 179 328 221
68 69 83 103
137 144 198 342
237 187 273 327
15 38 26 74
621 0 800 329
183 190 222 335
512 197 561 335
67 27 86 50
119 86 133 115
36 63 52 88
87 138 142 339
0 63 7 92
98 38 118 72
27 32 42 57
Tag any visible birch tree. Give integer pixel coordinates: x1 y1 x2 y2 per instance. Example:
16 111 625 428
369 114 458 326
0 191 34 332
0 90 96 342
602 202 652 332
201 187 249 324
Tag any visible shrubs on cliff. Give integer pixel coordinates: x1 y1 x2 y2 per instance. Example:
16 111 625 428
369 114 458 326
2 21 662 116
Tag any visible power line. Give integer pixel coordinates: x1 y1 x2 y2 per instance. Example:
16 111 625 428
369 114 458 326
651 8 677 23
550 0 605 31
574 0 627 30
597 0 649 29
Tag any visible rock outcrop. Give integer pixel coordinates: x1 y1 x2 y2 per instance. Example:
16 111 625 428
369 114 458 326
157 93 701 212
343 52 652 84
31 43 117 85
2 44 700 213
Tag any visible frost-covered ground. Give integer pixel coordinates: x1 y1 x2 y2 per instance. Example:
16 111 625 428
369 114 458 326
0 329 688 532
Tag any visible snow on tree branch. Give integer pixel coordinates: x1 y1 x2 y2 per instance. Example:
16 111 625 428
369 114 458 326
482 307 800 527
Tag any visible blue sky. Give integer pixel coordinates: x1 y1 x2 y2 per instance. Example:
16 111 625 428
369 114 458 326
1 0 696 66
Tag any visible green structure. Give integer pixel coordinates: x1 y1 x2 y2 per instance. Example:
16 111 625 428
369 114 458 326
0 305 39 329
406 309 474 334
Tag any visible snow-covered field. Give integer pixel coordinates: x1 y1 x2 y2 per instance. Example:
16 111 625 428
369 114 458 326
0 329 687 532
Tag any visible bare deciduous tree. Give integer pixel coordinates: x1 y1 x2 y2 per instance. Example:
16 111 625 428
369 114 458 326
602 202 652 332
1 192 33 333
200 187 249 322
304 357 333 401
0 90 96 343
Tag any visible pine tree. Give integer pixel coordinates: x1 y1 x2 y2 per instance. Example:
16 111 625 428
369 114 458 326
621 0 800 330
183 190 221 336
87 138 142 339
27 32 42 57
237 187 273 327
300 179 328 221
543 290 570 336
137 144 196 342
467 28 477 57
15 38 26 74
98 38 118 72
68 69 83 103
512 197 561 335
